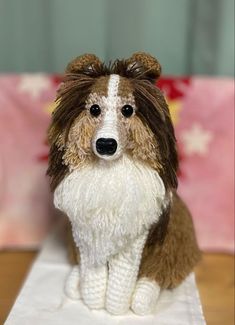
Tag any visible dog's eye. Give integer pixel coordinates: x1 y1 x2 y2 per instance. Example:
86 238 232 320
90 104 101 117
121 105 134 118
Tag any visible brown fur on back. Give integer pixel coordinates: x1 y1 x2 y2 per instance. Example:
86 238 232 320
138 192 201 289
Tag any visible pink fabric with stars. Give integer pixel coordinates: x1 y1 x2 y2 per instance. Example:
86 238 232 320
0 74 234 252
158 77 234 252
0 74 59 248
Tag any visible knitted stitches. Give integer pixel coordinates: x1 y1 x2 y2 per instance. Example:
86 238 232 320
56 153 166 314
127 52 161 79
66 53 101 74
64 265 80 300
107 74 119 99
64 232 162 315
106 231 148 315
80 264 107 309
131 278 161 315
91 74 125 160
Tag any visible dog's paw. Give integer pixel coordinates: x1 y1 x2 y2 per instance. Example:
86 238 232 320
105 282 130 315
64 266 81 300
131 278 160 315
80 266 108 310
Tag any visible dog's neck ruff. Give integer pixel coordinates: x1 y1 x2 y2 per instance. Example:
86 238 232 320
54 155 166 267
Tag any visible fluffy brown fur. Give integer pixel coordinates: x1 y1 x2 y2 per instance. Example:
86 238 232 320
47 52 200 288
47 74 95 190
127 116 162 172
133 79 178 189
139 192 201 288
62 112 96 169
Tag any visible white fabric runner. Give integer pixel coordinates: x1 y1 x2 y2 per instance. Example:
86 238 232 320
5 221 206 325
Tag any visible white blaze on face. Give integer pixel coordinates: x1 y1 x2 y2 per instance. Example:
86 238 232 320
93 74 121 160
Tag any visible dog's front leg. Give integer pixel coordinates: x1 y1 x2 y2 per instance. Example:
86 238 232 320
106 231 148 315
79 254 108 310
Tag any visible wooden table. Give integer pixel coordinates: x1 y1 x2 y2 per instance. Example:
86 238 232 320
0 252 234 325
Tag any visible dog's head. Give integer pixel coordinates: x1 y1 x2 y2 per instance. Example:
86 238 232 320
47 52 178 191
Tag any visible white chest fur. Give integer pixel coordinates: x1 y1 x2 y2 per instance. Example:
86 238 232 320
54 155 166 267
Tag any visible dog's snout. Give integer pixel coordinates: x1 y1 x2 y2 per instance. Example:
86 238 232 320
96 138 117 155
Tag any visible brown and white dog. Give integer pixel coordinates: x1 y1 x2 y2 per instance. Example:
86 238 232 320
47 52 200 316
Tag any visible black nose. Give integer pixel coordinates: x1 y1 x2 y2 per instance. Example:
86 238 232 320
96 138 117 155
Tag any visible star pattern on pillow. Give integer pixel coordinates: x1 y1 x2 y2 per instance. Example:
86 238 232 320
181 123 213 156
18 74 51 99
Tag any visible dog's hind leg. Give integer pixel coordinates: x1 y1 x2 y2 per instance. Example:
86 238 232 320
64 265 81 300
64 219 81 299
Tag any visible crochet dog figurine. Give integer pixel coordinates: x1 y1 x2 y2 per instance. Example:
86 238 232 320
47 52 200 316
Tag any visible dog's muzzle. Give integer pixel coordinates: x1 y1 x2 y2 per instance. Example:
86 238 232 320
96 138 117 155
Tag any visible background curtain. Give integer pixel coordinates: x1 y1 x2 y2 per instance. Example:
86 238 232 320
0 0 233 75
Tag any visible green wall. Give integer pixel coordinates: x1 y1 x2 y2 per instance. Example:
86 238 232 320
0 0 234 75
107 0 190 75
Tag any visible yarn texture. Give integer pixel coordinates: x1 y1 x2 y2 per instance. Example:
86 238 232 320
54 154 166 267
48 52 201 316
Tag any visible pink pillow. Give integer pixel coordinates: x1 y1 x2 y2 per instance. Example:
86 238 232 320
0 74 233 252
0 75 59 248
158 77 234 253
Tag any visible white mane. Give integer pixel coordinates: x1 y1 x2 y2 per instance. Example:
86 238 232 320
54 155 166 267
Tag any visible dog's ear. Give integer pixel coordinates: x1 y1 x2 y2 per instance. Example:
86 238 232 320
65 53 102 74
127 52 161 82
